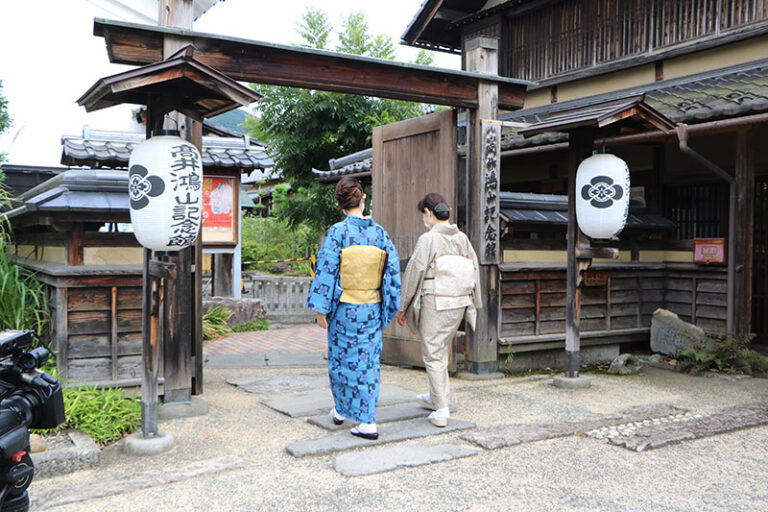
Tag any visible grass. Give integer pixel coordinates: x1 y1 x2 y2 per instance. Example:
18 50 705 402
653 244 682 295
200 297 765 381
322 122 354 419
33 366 141 446
0 238 48 333
232 317 270 332
202 306 234 340
203 305 270 339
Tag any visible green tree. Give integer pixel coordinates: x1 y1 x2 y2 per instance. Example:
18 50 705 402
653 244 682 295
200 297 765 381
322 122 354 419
243 9 436 233
0 81 10 166
295 7 332 49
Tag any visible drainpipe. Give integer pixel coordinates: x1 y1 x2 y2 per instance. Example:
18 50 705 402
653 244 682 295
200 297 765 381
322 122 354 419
675 124 736 337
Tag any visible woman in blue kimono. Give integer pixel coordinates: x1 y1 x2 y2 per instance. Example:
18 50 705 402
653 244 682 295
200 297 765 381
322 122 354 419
306 177 401 440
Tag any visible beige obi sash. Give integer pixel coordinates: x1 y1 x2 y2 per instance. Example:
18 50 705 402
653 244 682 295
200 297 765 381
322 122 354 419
339 245 387 304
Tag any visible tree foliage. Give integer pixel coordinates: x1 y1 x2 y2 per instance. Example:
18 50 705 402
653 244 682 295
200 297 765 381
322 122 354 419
243 9 435 186
0 81 10 165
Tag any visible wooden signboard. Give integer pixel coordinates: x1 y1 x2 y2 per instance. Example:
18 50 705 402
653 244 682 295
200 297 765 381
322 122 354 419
694 238 726 265
202 174 239 246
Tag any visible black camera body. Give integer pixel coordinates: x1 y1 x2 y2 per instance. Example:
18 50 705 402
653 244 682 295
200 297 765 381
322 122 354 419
0 330 66 512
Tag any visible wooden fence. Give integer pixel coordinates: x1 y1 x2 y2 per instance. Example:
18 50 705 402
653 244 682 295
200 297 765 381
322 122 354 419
499 263 727 354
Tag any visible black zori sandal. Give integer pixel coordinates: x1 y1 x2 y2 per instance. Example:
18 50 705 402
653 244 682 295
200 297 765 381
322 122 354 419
350 427 378 440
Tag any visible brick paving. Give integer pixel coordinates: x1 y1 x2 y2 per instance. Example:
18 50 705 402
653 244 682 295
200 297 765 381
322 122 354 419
204 324 326 355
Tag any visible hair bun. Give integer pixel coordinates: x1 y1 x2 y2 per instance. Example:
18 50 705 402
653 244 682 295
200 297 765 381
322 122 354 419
433 203 450 214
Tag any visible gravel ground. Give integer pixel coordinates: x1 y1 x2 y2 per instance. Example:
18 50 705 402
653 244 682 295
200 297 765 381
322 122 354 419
29 367 768 512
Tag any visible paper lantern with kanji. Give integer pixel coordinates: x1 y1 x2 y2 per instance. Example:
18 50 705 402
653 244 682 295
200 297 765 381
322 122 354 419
575 153 630 239
128 131 202 251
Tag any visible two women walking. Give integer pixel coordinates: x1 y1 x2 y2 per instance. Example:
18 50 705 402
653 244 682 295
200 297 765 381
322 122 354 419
306 177 480 439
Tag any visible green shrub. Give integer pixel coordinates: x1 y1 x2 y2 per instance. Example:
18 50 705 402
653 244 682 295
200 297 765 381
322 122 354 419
232 317 270 332
0 238 48 333
240 215 316 274
202 305 233 340
33 375 141 446
679 333 768 375
60 385 141 445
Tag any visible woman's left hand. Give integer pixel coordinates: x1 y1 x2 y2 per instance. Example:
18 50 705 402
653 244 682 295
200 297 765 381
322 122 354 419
395 311 407 326
316 313 328 329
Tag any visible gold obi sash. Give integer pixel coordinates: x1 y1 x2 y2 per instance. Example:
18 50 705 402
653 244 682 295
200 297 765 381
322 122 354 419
339 245 387 304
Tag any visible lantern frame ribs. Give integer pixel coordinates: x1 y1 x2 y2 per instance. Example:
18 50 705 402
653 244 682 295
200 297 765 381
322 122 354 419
519 96 676 381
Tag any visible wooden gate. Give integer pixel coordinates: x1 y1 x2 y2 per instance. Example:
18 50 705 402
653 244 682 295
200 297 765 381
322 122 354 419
372 109 457 367
753 178 768 341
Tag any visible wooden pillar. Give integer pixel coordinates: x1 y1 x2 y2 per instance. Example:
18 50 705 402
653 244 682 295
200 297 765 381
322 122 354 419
565 129 594 377
465 37 500 373
213 253 234 297
735 129 755 334
159 0 199 401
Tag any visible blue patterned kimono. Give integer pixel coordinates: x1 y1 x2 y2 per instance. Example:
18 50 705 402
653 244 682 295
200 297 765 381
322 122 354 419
306 215 401 424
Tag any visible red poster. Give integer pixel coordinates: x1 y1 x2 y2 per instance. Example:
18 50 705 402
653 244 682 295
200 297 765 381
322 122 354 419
202 177 234 230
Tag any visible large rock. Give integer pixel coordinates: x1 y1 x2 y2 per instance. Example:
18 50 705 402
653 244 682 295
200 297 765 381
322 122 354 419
650 308 705 357
202 297 266 327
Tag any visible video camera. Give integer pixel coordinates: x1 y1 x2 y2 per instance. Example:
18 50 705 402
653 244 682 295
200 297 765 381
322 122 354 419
0 330 66 512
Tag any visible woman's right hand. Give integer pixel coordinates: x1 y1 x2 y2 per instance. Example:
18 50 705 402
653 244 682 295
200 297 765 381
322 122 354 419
316 313 328 329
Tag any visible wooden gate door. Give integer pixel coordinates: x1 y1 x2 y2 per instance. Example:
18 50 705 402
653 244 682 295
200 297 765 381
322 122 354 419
753 178 768 342
373 109 457 367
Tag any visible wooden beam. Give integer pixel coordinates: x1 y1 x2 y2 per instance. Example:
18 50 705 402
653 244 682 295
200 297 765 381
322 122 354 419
93 19 529 110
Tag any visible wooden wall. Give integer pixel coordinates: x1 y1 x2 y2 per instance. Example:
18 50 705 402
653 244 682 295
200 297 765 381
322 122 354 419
499 264 727 353
43 270 145 387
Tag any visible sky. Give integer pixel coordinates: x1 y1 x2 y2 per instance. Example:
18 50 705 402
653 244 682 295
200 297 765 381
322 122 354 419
0 0 460 167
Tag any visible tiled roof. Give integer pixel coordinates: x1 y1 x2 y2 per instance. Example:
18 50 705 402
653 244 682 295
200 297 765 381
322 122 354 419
5 170 130 220
500 58 768 150
61 129 273 170
312 148 372 182
499 192 675 229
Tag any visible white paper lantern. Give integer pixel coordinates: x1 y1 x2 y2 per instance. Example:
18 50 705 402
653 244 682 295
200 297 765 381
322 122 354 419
128 132 202 251
575 153 630 239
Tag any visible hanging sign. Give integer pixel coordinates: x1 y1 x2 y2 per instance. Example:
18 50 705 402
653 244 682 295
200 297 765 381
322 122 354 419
694 238 726 265
128 131 202 251
575 153 630 240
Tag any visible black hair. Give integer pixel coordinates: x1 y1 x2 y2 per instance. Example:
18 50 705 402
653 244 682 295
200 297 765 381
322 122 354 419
417 192 450 220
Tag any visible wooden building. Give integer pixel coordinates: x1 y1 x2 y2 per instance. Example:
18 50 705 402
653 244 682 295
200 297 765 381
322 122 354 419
4 128 273 386
398 0 768 369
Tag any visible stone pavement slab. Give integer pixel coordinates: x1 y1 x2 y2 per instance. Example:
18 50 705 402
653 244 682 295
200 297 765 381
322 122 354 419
333 443 479 476
31 430 100 479
32 456 244 510
462 403 685 450
588 403 768 452
228 374 329 394
307 402 430 431
206 352 326 368
264 385 417 418
286 418 476 457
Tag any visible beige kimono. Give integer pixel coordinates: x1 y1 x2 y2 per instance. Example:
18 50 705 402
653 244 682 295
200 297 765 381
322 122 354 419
401 224 482 411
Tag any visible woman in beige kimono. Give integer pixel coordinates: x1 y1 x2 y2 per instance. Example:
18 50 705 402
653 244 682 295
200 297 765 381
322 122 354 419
395 193 481 427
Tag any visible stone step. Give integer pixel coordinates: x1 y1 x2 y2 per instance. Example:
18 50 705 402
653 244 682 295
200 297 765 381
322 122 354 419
228 374 328 395
263 385 417 418
307 402 431 431
286 418 476 458
333 443 479 476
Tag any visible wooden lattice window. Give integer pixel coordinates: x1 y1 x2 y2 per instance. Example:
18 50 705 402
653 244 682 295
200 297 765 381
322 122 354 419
663 183 726 240
504 0 768 82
